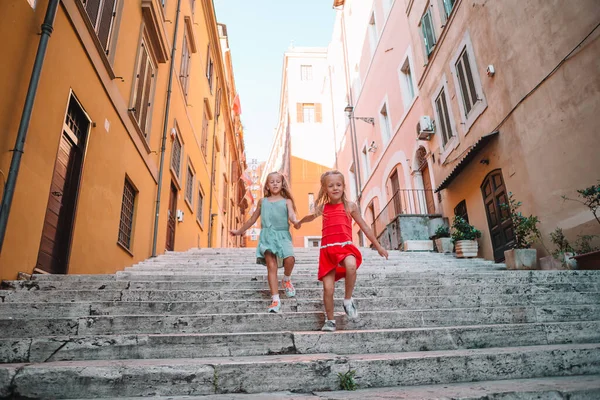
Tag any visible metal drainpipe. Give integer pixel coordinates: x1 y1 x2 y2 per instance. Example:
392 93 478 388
207 85 221 248
151 0 182 257
0 0 60 255
340 10 364 246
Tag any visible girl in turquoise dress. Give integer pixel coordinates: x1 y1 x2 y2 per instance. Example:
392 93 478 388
230 172 299 313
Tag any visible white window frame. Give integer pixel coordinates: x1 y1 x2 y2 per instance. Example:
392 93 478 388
304 236 322 248
185 160 195 209
383 0 395 19
379 98 392 145
348 164 357 202
170 126 184 183
301 65 313 81
450 31 487 135
431 75 459 163
196 183 205 227
302 104 315 123
398 48 418 112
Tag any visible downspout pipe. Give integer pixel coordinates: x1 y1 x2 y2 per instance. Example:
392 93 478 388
0 0 60 255
151 0 182 257
207 85 221 247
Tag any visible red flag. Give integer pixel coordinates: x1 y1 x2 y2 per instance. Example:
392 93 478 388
232 93 242 115
245 189 254 205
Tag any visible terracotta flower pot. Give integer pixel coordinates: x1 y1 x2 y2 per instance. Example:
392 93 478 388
455 240 478 258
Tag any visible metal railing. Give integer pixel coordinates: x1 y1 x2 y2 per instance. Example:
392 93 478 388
372 189 435 237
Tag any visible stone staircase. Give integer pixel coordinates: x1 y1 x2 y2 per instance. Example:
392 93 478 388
1 248 600 399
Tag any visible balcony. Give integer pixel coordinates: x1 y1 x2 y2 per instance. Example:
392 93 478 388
371 189 442 250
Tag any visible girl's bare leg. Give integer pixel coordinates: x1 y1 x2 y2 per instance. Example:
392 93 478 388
341 255 357 300
264 252 279 296
322 269 336 320
283 256 295 277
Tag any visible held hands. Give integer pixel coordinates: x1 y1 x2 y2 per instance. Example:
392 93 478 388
229 229 243 236
292 220 302 229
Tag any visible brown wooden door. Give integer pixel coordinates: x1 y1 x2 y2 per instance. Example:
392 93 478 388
421 165 435 214
481 169 515 262
36 97 87 274
36 134 80 273
166 182 177 251
390 170 401 216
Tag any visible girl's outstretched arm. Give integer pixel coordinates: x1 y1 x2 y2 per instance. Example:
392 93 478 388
286 199 300 226
349 201 389 259
230 200 262 236
294 213 318 229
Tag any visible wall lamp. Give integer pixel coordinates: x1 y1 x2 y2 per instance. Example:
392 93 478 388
344 105 375 126
368 141 378 153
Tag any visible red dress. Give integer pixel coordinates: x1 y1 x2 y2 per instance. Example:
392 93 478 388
318 202 363 281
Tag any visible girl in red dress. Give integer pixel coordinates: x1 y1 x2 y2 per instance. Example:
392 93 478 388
295 170 388 331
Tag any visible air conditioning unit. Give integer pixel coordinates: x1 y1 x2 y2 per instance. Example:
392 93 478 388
417 116 434 140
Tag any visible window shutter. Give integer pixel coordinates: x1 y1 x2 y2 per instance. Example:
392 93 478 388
296 103 303 123
97 0 117 53
140 62 154 136
84 0 102 28
315 103 322 123
133 47 148 122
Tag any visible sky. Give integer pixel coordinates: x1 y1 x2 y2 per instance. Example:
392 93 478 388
214 0 336 162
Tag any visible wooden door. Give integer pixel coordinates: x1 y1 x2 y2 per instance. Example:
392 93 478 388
481 169 514 262
390 170 401 216
36 97 88 274
166 183 177 251
421 164 435 214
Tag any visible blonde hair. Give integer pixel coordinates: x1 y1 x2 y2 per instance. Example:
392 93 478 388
314 170 351 216
263 171 297 212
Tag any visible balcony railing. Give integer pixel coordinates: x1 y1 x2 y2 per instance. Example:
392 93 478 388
372 189 435 237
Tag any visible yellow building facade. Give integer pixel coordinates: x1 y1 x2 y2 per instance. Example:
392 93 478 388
0 0 247 280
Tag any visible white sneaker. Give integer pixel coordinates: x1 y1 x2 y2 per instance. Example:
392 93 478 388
321 320 336 332
268 300 281 313
282 279 296 297
343 300 358 320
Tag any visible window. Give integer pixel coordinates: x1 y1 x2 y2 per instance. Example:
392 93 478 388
222 175 228 212
196 186 204 224
171 133 182 179
297 103 323 123
421 8 436 56
180 30 192 99
348 164 357 201
455 47 478 116
442 0 456 17
201 108 209 158
450 33 487 132
81 0 118 54
118 178 137 250
206 45 214 91
383 0 394 16
303 104 315 123
131 34 157 140
362 146 370 179
435 88 453 147
454 199 468 223
190 0 196 14
399 57 416 109
301 65 313 81
379 103 391 144
368 12 378 55
308 193 315 213
185 165 194 206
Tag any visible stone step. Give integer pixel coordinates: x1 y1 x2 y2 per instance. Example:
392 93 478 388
6 273 600 291
2 343 599 398
3 305 599 338
66 375 600 400
2 283 598 303
2 321 598 363
2 292 599 318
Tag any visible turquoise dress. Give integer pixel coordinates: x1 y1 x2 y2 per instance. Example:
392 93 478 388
256 198 295 265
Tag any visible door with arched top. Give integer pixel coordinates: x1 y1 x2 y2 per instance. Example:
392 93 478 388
481 169 514 262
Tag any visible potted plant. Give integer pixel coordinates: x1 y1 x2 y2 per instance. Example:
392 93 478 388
433 225 453 254
563 182 600 269
540 228 576 269
451 216 481 258
501 193 541 269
